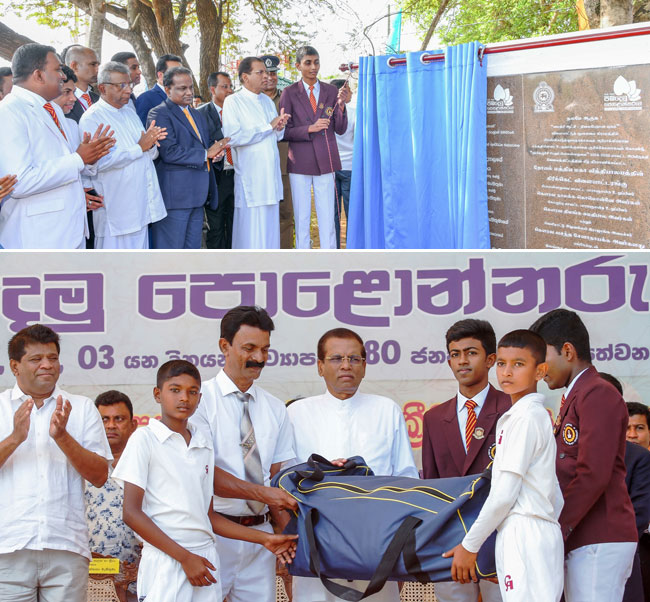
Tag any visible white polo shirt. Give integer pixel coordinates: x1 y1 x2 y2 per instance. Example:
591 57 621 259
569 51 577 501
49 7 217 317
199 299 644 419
112 418 215 550
190 370 295 516
0 383 112 559
287 389 418 478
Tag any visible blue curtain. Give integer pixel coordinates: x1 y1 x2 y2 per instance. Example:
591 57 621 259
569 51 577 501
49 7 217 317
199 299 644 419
347 42 489 249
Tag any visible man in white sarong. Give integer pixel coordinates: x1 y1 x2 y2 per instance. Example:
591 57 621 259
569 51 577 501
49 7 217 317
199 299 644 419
221 56 290 249
0 43 114 249
287 327 418 602
80 62 167 249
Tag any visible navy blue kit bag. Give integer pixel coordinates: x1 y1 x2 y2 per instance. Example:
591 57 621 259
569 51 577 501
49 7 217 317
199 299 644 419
272 454 496 601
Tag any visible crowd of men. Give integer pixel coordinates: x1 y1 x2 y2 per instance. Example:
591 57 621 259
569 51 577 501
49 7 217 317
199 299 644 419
0 42 357 250
0 307 648 602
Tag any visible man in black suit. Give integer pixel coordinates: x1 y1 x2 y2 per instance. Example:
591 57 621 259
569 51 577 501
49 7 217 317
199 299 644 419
65 45 100 124
111 51 141 110
198 71 234 249
136 53 182 126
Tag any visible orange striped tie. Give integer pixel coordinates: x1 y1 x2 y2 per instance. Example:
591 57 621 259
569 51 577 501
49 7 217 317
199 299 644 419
309 85 317 113
81 93 93 107
183 107 210 171
43 103 67 140
465 399 478 451
560 394 566 411
219 109 233 165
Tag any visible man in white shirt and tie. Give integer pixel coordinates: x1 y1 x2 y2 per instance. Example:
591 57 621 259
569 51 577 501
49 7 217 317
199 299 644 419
190 305 296 602
0 324 112 602
0 43 114 248
80 61 168 249
288 327 418 602
221 57 290 249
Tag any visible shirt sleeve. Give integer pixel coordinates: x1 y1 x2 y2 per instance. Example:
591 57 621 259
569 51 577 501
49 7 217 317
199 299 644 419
462 470 523 553
391 406 419 478
81 399 113 461
271 405 297 465
111 428 152 491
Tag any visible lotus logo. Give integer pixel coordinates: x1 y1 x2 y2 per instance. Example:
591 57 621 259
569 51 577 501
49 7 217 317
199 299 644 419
613 75 641 101
493 84 513 106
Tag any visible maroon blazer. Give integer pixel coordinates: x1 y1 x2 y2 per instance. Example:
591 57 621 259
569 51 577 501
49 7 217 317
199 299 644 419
422 384 511 479
555 365 637 552
279 80 347 176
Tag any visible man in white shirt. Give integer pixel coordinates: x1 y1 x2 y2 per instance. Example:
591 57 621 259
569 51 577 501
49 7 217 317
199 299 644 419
0 324 112 602
288 327 418 602
0 43 114 248
190 305 296 602
80 61 167 249
221 57 290 249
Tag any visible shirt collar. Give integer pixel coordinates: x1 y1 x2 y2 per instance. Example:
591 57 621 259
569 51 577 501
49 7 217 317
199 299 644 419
302 79 319 93
213 101 222 113
156 82 166 92
507 392 546 415
148 417 210 449
565 367 589 397
75 86 91 98
13 85 47 106
216 369 258 402
11 381 61 405
241 86 261 101
456 383 490 414
96 98 120 113
323 387 361 406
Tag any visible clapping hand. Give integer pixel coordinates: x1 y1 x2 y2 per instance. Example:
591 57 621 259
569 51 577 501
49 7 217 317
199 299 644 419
12 398 33 445
207 137 231 160
49 395 72 441
77 123 115 165
138 120 167 151
0 174 17 202
271 108 290 131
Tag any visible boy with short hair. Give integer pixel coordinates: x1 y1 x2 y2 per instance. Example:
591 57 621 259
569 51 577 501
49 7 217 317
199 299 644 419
113 360 297 602
444 329 564 602
423 319 510 602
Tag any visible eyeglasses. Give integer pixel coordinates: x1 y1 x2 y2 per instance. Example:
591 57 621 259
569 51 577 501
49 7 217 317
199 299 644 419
324 355 365 366
104 82 135 90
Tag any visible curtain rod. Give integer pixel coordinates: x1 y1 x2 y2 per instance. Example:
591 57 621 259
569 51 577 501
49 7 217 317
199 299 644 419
339 23 650 71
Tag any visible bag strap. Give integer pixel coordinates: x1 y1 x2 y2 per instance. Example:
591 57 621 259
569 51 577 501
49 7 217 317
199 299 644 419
305 508 422 601
296 454 360 482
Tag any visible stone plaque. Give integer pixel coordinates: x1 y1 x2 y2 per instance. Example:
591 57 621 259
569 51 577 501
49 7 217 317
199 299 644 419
487 64 650 248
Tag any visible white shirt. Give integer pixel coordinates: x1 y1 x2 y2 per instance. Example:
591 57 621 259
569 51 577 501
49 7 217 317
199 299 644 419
462 392 563 552
221 87 284 208
301 79 320 104
112 419 215 550
288 389 418 478
564 367 589 398
0 86 87 248
79 99 166 236
190 370 295 516
75 85 93 110
0 383 112 559
456 384 490 452
335 103 355 171
215 102 234 171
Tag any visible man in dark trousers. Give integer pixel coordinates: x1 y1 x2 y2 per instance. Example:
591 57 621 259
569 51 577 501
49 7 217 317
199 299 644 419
422 318 508 602
198 71 234 249
530 309 638 602
148 67 227 248
135 53 181 126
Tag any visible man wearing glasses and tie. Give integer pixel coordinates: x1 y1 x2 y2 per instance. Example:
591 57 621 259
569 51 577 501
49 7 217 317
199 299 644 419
287 327 418 602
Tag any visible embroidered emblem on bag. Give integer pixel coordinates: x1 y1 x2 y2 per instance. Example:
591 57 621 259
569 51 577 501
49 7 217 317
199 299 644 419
488 443 496 460
563 423 578 446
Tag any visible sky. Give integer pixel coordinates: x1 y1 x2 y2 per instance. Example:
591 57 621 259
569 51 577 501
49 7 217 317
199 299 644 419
0 1 424 79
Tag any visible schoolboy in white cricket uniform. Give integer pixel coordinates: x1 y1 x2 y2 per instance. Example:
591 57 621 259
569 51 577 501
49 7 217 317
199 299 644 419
113 360 297 602
444 329 564 602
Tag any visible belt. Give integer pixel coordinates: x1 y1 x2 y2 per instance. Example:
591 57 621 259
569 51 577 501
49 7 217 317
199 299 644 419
218 511 270 526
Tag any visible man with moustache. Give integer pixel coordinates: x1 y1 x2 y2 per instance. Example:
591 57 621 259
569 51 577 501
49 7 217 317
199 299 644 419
0 43 114 248
0 324 112 601
190 305 296 602
148 66 228 248
261 54 294 248
198 70 235 248
287 327 417 601
80 61 167 249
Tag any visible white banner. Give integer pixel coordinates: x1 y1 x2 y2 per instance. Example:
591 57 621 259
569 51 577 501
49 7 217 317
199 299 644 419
1 251 648 465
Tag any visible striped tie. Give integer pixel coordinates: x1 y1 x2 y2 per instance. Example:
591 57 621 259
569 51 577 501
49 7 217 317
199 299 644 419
309 85 317 113
236 391 266 515
559 394 566 412
219 109 233 165
43 103 67 140
81 93 93 108
183 107 210 171
465 399 478 451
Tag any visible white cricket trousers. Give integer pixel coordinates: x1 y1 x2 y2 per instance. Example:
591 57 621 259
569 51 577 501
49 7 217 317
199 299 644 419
434 579 502 602
290 173 336 249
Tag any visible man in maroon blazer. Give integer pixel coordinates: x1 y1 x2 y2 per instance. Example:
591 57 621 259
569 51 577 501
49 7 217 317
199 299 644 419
279 45 348 250
531 308 637 602
422 319 510 602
